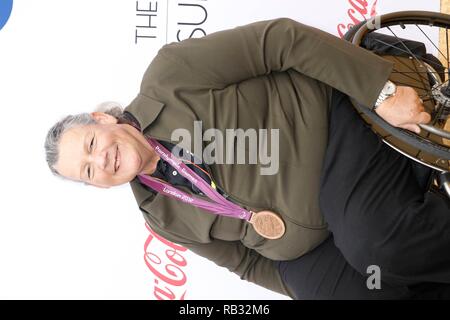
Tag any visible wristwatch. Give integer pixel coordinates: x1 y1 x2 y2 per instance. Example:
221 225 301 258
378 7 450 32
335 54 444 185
374 80 397 110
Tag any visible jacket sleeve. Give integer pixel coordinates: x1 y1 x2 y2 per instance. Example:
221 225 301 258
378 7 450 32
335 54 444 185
143 213 295 299
151 17 393 108
180 239 295 299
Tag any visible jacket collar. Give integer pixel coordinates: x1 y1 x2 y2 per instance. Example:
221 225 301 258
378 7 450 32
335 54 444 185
124 94 165 207
124 94 165 133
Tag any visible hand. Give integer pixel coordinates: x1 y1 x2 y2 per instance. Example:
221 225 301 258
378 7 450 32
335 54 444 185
375 86 431 134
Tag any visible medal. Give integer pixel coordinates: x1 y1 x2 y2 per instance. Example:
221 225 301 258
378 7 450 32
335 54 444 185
138 138 286 240
249 210 286 240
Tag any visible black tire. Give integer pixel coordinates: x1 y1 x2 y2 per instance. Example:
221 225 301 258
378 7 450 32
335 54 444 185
344 11 450 161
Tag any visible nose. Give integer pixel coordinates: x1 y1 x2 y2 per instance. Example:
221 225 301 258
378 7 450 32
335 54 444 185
89 149 109 172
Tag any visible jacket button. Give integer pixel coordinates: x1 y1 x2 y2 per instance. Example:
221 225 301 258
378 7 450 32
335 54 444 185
172 171 178 176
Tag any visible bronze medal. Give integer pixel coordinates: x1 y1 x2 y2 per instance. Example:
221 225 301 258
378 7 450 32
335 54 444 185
249 210 285 240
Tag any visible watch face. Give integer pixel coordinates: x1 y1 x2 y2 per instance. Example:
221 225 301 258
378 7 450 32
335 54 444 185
385 82 396 95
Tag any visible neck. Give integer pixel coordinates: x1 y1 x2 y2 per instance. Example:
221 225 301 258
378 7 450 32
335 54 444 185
139 153 160 175
126 127 160 176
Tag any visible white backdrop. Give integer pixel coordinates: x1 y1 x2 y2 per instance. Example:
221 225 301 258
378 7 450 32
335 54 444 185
0 0 440 300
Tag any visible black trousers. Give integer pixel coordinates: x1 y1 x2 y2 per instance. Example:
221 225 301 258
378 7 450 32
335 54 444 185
277 89 450 299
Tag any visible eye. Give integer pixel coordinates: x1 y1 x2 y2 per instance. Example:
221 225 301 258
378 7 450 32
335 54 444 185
87 135 95 180
89 136 95 152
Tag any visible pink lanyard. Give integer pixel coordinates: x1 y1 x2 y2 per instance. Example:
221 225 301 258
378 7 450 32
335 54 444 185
138 138 252 220
137 138 286 240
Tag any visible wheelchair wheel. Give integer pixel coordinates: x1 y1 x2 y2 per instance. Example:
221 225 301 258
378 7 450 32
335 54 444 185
344 11 450 173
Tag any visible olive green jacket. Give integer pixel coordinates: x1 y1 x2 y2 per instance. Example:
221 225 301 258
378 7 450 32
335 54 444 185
125 18 393 298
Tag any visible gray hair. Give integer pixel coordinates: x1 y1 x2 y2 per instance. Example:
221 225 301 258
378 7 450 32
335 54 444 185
45 101 123 182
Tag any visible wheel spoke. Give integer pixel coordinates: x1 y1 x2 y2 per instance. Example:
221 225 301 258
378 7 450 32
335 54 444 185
391 56 430 83
386 26 438 106
447 26 450 79
416 24 449 62
372 37 450 71
387 25 445 69
415 149 422 159
392 67 432 87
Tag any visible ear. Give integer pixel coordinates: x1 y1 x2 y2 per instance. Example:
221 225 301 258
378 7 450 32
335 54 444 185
90 112 118 125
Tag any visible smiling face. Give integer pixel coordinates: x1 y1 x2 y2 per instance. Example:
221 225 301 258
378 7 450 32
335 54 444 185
54 112 160 188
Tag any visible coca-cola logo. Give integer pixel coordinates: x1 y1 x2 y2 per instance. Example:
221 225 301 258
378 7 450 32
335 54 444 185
143 223 188 300
337 0 378 38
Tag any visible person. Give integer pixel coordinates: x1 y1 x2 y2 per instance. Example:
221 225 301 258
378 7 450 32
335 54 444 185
44 18 450 299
